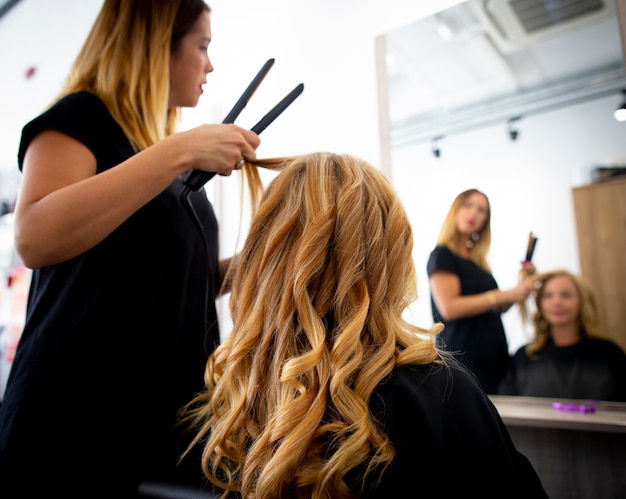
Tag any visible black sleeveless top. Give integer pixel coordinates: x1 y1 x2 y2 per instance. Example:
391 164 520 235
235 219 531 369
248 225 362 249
427 245 509 393
0 92 219 494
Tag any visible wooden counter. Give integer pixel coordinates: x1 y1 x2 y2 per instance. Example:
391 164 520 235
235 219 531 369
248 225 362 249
489 396 626 499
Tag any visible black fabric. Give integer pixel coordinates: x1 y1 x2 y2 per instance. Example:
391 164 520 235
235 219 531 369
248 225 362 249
426 245 509 393
499 337 626 401
137 364 549 498
0 92 219 496
358 362 548 498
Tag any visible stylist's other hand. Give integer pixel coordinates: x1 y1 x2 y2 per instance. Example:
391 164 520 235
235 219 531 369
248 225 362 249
166 123 260 177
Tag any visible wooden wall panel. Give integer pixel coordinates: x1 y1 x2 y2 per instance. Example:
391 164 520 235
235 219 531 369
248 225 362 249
572 177 626 352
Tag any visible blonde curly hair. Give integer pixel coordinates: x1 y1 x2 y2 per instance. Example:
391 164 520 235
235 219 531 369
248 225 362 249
183 152 445 498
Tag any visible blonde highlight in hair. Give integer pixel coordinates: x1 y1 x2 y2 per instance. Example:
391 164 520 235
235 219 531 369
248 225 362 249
436 188 491 272
525 269 603 357
183 153 445 498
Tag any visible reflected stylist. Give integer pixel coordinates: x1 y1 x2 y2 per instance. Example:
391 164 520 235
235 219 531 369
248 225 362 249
427 189 535 393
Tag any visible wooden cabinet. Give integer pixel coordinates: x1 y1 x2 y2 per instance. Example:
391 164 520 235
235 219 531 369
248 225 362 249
572 176 626 353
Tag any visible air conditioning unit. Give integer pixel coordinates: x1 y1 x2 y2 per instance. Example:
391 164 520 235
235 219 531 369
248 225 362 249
468 0 617 53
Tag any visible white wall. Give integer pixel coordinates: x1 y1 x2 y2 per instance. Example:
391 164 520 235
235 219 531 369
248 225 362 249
0 0 106 199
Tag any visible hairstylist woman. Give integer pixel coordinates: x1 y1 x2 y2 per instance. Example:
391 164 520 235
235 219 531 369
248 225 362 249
0 1 262 495
427 189 535 394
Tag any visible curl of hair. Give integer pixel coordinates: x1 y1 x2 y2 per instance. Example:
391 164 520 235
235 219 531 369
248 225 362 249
436 188 491 272
525 269 603 357
183 153 445 498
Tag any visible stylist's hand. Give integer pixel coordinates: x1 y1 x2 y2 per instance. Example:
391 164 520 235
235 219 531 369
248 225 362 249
520 260 536 276
506 277 536 304
165 123 261 177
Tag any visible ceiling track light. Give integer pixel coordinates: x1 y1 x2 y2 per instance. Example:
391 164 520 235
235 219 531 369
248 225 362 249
507 116 522 142
614 89 626 122
431 135 443 158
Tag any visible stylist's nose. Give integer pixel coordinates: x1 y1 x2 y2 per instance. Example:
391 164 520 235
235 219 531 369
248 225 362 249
205 56 214 74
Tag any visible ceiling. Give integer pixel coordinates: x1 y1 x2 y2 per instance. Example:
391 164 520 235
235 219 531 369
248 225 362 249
383 0 625 144
0 0 20 19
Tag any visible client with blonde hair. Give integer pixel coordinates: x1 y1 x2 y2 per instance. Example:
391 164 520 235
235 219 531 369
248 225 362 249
499 269 626 401
183 153 547 498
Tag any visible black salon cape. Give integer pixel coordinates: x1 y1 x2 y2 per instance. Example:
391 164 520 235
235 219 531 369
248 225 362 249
427 245 509 393
0 92 219 496
499 338 626 401
361 362 548 498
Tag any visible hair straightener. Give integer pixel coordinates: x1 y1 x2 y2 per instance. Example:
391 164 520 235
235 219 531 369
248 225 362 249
180 58 304 197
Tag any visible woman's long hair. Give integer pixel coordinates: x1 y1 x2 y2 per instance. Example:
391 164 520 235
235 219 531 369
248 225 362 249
436 188 492 272
183 152 445 498
56 0 270 218
57 0 208 152
525 269 603 356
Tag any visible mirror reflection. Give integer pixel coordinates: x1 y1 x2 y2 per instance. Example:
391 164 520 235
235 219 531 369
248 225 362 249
378 0 626 397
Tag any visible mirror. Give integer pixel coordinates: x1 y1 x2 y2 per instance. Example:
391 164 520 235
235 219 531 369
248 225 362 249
376 0 626 372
